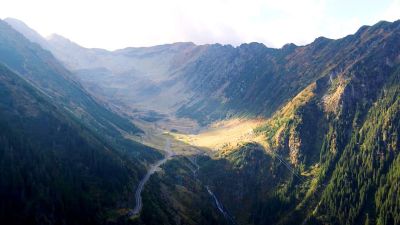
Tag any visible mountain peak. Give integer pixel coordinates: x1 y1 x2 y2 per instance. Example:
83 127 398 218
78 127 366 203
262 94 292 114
46 33 70 42
4 17 27 27
4 17 50 50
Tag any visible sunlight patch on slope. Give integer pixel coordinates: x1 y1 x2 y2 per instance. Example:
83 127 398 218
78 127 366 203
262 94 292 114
322 76 348 114
171 84 317 155
255 82 316 147
172 118 268 153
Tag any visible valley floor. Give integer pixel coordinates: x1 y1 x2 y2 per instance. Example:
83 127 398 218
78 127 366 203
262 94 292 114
123 117 259 224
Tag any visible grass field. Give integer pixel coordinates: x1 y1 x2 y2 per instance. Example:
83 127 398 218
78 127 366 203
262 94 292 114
171 118 268 153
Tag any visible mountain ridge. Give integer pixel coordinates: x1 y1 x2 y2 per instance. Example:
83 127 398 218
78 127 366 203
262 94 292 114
8 18 398 127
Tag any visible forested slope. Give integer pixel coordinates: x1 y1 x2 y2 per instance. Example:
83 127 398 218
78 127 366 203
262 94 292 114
193 20 400 225
0 64 158 224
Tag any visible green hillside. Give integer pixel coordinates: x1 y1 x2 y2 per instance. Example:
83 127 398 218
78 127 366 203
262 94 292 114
187 21 400 225
0 64 159 224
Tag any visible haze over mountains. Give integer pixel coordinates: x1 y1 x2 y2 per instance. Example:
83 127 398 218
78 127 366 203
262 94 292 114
0 17 399 225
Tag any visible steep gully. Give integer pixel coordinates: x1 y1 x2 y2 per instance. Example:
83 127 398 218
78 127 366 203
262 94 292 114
187 157 237 225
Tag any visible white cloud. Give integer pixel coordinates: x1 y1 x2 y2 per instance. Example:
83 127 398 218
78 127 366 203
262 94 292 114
381 0 400 21
0 0 397 50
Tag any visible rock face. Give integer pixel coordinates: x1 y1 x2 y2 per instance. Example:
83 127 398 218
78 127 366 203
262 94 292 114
195 20 400 225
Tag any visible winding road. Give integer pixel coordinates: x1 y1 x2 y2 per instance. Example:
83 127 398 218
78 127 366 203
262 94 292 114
128 138 174 217
127 136 235 224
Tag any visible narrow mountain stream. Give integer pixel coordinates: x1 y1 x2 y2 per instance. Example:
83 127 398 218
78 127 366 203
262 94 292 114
187 156 236 225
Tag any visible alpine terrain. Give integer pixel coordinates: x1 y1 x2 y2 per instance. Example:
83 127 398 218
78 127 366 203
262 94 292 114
0 16 399 225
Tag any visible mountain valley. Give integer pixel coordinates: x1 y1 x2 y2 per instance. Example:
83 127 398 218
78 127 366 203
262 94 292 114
0 17 399 225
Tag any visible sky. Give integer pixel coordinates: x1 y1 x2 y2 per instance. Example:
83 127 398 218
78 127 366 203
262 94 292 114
0 0 399 50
